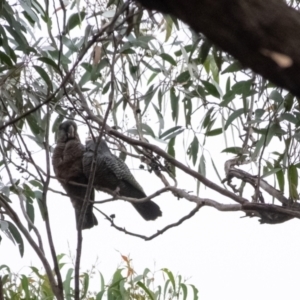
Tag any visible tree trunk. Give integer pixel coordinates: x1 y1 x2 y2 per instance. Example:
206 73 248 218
136 0 300 97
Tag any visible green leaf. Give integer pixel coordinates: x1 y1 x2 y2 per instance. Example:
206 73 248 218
281 112 297 124
284 93 294 112
211 157 223 184
160 126 184 140
176 70 190 83
255 109 265 120
269 90 284 103
201 80 220 98
225 108 244 130
167 138 176 175
220 90 235 107
38 57 60 73
21 275 30 299
162 268 176 291
6 221 24 257
288 165 299 200
187 136 199 165
231 80 252 96
147 72 159 85
197 154 206 194
262 168 282 178
174 45 193 57
137 281 155 300
275 168 284 192
140 123 155 138
25 197 35 231
0 50 12 66
82 273 89 299
33 65 53 91
221 147 243 154
183 98 192 127
189 284 199 299
34 190 47 220
26 112 42 136
205 128 222 136
251 135 266 160
199 39 212 63
159 53 176 66
164 14 173 42
202 107 215 129
142 84 158 115
63 268 73 300
152 103 164 135
221 61 242 74
66 11 86 34
180 283 188 300
79 70 91 87
170 87 179 124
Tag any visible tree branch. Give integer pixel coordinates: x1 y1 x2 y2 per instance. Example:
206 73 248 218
95 204 202 241
135 0 300 97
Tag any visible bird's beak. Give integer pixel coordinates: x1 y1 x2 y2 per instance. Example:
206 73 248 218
67 125 75 138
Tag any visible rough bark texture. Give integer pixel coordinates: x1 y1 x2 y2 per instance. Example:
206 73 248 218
136 0 300 97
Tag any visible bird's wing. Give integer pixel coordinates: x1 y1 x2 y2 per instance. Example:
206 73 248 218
82 138 162 220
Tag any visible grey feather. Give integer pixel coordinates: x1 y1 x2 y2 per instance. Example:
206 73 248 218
83 138 162 220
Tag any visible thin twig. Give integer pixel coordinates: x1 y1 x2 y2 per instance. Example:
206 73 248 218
74 4 130 299
95 204 202 241
43 104 64 298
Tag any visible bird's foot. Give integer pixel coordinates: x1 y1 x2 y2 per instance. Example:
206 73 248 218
112 186 121 199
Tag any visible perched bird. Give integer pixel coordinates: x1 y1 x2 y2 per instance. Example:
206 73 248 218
83 138 162 221
52 121 98 230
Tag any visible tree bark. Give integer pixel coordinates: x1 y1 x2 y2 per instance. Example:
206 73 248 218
136 0 300 97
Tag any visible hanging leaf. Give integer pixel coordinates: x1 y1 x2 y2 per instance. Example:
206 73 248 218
221 147 243 154
201 80 220 98
205 128 222 136
183 98 192 127
160 126 184 140
5 221 24 257
288 165 299 200
142 84 158 115
221 61 242 74
224 108 244 130
137 282 155 300
199 39 212 63
187 136 199 165
170 87 179 124
33 65 53 91
65 11 86 34
159 53 176 66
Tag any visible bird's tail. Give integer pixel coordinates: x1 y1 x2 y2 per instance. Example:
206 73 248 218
132 200 162 221
75 205 98 230
71 189 98 230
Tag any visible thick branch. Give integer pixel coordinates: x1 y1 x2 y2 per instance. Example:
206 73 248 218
135 0 300 97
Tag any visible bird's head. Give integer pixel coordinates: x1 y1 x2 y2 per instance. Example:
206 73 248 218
56 120 80 143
